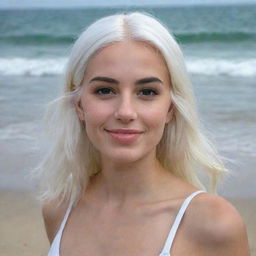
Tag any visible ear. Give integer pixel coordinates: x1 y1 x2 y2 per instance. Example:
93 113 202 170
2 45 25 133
165 102 174 124
74 98 85 121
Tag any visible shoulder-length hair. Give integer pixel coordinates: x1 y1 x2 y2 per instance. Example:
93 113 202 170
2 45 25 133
36 12 228 203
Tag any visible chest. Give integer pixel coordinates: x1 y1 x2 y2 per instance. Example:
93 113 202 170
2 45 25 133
60 204 177 256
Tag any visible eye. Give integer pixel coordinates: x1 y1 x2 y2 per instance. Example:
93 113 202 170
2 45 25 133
94 87 115 95
138 88 158 97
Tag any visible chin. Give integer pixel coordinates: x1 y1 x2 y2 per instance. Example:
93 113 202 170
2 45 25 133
101 148 154 165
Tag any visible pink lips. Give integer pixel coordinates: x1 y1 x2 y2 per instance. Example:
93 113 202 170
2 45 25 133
105 129 144 143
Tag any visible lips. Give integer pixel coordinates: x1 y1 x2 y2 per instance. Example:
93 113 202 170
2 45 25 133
104 129 144 143
105 129 144 134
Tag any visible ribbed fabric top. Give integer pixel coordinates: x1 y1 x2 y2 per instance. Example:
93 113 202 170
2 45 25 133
48 190 205 256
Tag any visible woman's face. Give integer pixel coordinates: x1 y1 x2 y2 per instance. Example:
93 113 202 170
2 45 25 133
76 41 173 164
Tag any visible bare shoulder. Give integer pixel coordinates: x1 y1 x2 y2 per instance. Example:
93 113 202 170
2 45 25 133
42 197 69 243
185 193 250 255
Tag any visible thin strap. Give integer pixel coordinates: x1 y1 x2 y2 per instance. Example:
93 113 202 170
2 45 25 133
159 190 205 255
48 200 73 256
57 200 73 238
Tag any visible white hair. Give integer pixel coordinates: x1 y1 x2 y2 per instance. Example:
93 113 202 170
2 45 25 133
35 12 228 203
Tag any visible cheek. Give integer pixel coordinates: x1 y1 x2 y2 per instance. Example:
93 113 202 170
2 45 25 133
82 99 113 126
141 108 168 131
142 99 170 122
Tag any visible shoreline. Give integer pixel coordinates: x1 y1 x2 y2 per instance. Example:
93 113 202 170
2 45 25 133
0 189 255 256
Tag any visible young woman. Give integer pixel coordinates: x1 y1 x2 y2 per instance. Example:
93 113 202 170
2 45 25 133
39 12 250 256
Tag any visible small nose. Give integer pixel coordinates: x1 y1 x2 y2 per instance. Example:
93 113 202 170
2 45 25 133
114 94 137 123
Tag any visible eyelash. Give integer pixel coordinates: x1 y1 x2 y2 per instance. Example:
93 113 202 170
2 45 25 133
94 87 159 97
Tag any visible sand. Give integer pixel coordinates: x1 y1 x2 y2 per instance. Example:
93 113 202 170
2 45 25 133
0 190 49 256
0 190 255 256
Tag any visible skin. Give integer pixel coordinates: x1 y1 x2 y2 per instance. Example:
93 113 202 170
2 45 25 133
43 41 250 256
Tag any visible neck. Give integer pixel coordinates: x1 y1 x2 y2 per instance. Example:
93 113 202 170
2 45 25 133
90 153 172 207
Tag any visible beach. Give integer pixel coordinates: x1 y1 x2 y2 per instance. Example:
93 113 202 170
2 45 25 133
0 4 255 255
0 190 48 256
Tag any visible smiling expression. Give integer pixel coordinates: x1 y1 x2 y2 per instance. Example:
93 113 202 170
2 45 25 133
76 41 173 164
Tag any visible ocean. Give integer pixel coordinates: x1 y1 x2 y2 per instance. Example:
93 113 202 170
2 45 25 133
0 4 255 196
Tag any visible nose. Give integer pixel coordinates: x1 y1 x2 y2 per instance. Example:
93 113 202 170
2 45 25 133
114 94 137 123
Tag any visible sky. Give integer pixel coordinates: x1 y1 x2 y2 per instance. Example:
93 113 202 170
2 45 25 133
1 0 256 9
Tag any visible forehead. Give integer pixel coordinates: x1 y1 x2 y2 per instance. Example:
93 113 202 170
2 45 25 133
83 41 170 81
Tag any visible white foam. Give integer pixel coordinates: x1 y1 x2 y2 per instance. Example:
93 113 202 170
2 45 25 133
0 57 67 76
186 58 256 77
0 57 255 77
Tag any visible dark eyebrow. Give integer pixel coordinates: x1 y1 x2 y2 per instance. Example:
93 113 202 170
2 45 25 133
89 76 163 85
89 76 119 84
135 77 163 85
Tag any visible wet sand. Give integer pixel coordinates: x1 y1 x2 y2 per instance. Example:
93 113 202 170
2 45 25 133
0 190 255 256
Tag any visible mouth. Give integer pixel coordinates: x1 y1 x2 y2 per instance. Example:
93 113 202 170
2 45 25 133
104 129 144 143
104 129 144 134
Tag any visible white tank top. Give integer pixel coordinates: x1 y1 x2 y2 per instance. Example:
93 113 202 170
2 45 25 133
48 190 205 256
